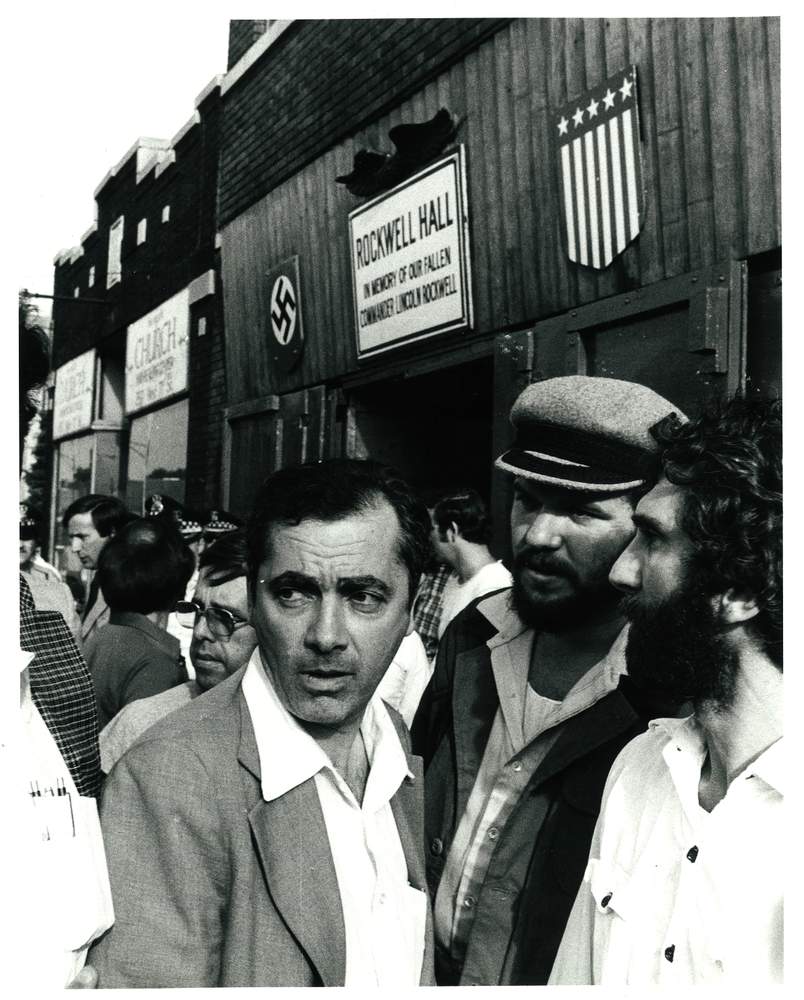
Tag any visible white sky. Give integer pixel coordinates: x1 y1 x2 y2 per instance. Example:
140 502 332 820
9 4 233 306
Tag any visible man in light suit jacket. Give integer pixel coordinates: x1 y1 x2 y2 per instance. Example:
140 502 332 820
62 494 133 644
89 459 436 987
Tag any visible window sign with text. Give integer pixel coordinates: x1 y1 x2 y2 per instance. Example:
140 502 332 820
348 148 473 358
53 349 96 440
125 288 190 414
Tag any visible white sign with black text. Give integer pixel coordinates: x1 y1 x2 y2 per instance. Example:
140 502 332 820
349 148 473 358
53 349 96 440
125 288 189 414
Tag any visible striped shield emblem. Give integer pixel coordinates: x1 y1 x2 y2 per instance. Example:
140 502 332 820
555 66 644 269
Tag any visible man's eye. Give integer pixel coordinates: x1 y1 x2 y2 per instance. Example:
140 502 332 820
274 588 308 606
349 592 383 612
514 490 539 511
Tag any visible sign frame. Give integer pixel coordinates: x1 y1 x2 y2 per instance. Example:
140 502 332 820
52 348 96 441
348 146 473 360
124 287 190 416
266 255 305 373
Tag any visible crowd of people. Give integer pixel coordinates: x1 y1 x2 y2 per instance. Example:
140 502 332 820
17 318 783 988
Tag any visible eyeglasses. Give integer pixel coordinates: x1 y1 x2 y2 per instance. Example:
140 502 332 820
174 600 250 639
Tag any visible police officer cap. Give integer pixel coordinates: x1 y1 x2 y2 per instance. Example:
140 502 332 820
20 502 39 540
495 375 685 492
202 509 242 537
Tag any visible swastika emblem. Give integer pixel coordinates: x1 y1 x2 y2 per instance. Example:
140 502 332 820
270 276 297 345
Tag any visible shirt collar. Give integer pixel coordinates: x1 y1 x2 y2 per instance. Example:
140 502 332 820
240 648 412 807
477 588 524 645
746 737 784 794
651 716 785 796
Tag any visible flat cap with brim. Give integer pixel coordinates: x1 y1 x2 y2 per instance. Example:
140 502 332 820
495 375 685 492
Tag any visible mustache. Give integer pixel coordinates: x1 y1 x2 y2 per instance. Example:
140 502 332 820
618 593 641 620
513 549 578 581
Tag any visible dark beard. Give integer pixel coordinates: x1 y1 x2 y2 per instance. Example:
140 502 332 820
510 550 623 633
622 575 738 711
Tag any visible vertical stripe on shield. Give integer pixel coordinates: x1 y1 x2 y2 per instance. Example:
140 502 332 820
561 143 576 262
608 115 626 254
572 137 588 266
621 107 640 240
596 123 612 265
583 130 600 269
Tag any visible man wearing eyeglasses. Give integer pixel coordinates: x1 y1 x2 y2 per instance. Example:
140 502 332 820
99 530 257 773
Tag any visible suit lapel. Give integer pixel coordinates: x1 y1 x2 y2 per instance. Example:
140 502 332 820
237 700 346 987
451 645 498 819
390 755 426 890
248 787 346 986
81 592 107 640
390 752 435 985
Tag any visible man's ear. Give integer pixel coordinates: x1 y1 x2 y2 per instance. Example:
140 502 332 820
718 588 760 625
446 520 460 543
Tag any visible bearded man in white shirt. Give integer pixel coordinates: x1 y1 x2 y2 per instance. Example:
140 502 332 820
88 459 435 987
550 396 783 985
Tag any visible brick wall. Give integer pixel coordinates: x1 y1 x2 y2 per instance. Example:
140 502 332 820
227 19 268 69
218 18 509 227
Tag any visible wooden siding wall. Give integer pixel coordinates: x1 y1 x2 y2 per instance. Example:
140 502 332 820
221 17 780 405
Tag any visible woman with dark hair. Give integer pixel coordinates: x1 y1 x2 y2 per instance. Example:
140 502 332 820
83 518 194 728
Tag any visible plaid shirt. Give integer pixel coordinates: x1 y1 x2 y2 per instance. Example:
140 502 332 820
20 576 102 799
413 564 453 660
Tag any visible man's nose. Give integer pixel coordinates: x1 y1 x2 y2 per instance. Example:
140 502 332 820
305 598 349 653
523 511 563 550
193 611 216 641
609 540 641 592
70 537 82 553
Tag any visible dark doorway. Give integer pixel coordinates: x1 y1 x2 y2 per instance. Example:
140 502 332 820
348 356 494 504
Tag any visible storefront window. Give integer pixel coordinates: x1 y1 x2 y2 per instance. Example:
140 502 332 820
126 397 189 514
54 435 95 575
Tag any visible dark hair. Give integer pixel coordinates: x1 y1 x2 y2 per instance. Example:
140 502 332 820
62 494 133 537
432 488 491 545
247 459 431 605
97 518 194 614
654 396 782 667
199 528 249 586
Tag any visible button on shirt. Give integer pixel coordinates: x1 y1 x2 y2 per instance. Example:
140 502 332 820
240 651 426 987
549 717 784 985
434 600 628 963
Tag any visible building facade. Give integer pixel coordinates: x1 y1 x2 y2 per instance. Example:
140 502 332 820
48 77 224 565
216 18 781 556
45 18 781 563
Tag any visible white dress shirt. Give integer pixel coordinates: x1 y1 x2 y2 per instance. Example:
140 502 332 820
240 650 426 987
437 560 513 638
550 716 784 985
376 630 433 727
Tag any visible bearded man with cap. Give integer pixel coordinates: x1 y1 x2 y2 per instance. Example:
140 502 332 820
411 375 686 986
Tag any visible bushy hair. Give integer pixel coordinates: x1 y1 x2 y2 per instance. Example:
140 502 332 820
432 488 491 545
653 396 782 667
97 518 195 614
199 528 249 586
247 459 432 606
62 494 133 537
